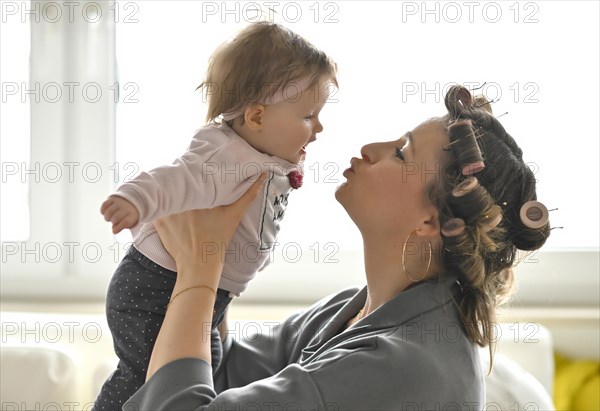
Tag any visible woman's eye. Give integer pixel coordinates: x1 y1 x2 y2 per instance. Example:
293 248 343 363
395 146 405 160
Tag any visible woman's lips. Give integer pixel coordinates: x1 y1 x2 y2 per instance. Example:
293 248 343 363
343 158 358 177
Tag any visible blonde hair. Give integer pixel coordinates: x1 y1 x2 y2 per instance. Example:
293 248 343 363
197 22 338 124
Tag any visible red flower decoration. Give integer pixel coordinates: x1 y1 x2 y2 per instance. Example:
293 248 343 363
287 171 303 189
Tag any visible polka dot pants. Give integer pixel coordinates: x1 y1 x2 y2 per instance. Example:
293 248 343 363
93 246 232 411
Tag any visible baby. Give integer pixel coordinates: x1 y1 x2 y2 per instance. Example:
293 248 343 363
94 22 337 410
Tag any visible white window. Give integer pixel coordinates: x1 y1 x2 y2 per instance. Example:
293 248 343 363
1 7 30 242
1 0 116 297
2 1 598 305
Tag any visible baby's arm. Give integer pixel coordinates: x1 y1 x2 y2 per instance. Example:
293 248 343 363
101 148 220 232
100 131 259 234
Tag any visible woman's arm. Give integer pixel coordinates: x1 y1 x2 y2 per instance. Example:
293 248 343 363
125 291 357 410
127 315 483 411
145 173 267 380
124 333 455 411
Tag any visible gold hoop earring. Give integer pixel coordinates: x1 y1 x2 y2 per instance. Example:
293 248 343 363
402 231 432 282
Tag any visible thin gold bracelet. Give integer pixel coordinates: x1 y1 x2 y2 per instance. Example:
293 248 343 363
167 285 217 309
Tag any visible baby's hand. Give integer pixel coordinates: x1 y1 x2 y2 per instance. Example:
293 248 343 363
100 195 139 234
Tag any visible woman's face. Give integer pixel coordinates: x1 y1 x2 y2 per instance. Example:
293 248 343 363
335 120 452 236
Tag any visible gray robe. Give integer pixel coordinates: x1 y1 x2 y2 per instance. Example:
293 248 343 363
124 274 485 410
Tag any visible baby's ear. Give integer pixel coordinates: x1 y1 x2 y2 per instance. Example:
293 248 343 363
244 104 266 130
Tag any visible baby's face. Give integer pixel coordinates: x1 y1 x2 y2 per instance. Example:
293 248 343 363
257 78 333 164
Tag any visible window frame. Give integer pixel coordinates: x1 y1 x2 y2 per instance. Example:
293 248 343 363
1 0 117 296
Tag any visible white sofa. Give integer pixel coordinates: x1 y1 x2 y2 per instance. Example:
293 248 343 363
0 312 555 410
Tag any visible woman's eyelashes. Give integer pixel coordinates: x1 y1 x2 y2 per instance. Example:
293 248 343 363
394 137 410 161
395 146 405 161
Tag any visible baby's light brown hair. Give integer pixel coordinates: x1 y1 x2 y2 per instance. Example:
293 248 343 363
197 22 338 124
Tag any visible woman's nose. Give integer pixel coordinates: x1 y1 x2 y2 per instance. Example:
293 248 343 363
360 143 380 163
360 145 372 163
361 141 393 163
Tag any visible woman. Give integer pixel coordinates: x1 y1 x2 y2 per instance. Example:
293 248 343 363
124 86 550 410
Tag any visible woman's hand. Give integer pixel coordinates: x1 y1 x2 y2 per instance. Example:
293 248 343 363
155 173 268 275
146 173 267 380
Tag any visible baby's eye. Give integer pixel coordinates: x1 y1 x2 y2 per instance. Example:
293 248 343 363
395 146 405 161
304 114 315 120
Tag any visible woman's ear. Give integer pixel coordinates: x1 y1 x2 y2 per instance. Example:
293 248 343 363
416 207 441 238
243 104 266 131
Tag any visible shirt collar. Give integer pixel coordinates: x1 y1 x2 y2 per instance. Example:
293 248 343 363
300 273 462 360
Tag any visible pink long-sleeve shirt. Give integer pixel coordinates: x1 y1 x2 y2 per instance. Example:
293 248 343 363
113 123 302 295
